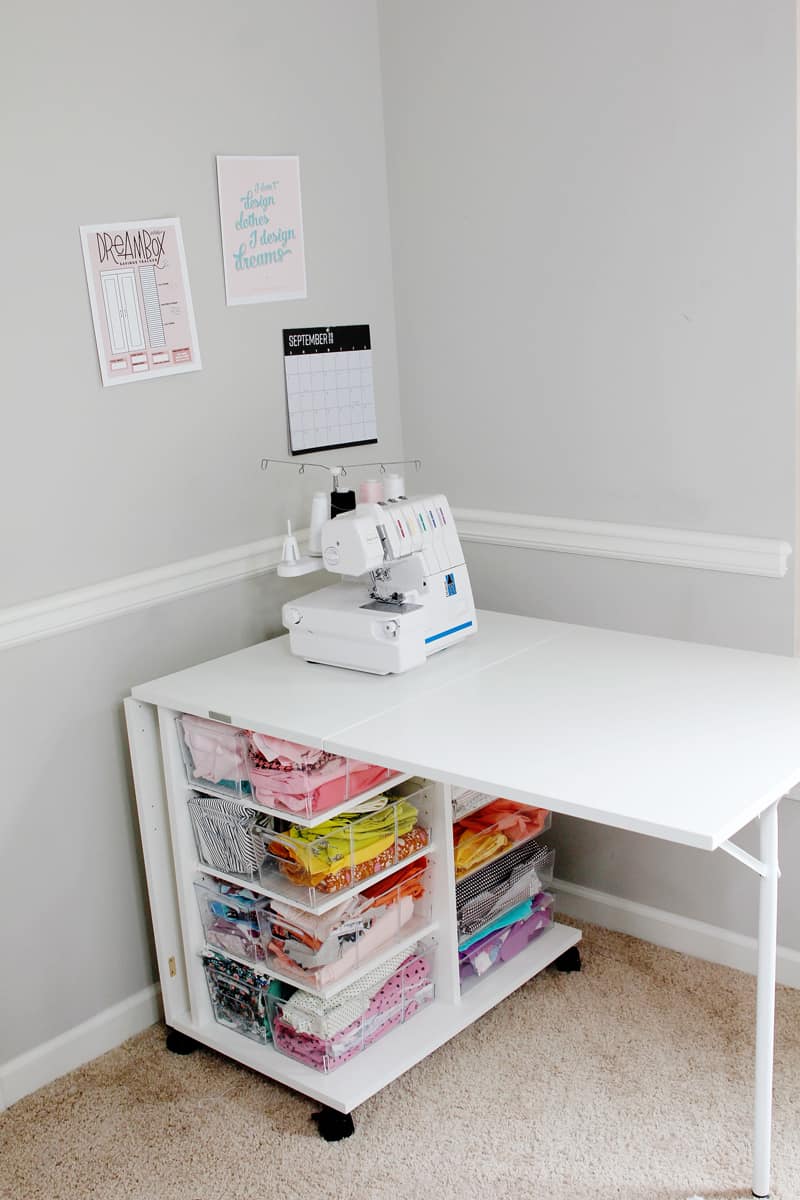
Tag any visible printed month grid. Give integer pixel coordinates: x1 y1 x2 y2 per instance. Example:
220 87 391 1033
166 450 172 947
284 325 377 454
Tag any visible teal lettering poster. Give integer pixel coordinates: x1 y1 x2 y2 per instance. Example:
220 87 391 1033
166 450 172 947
216 156 307 306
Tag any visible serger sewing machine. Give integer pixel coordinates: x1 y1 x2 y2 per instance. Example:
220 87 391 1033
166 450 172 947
282 494 476 674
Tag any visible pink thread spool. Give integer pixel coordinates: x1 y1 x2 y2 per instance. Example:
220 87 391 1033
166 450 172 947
358 478 384 504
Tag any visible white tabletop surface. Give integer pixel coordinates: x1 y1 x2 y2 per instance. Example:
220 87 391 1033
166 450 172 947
133 610 800 849
131 610 561 747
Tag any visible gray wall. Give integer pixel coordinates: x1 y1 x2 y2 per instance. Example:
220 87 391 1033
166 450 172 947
378 1 799 940
2 0 798 1072
0 0 402 610
0 0 401 1063
379 0 795 546
0 573 312 1062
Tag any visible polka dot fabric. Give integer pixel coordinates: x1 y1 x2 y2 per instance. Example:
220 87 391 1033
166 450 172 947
272 952 432 1072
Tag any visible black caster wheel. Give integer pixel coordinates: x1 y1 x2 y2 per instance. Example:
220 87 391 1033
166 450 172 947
166 1028 197 1055
554 946 582 973
312 1107 355 1141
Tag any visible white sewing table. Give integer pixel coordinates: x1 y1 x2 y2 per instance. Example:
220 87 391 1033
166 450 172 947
126 610 800 1198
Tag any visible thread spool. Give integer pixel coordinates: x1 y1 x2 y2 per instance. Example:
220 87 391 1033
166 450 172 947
331 489 356 518
358 478 384 504
384 472 405 501
308 491 328 556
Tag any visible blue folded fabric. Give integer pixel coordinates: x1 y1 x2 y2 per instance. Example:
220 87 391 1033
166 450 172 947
459 897 534 951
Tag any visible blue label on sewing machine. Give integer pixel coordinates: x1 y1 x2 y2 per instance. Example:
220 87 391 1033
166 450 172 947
425 620 473 645
445 572 457 596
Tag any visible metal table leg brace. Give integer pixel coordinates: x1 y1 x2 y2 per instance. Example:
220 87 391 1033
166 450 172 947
721 798 780 1198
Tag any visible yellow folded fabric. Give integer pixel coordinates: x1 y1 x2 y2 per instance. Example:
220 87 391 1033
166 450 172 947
269 799 418 886
454 830 510 878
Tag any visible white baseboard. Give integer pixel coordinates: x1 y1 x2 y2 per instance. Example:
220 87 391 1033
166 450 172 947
554 878 800 988
0 983 162 1111
2 885 798 1112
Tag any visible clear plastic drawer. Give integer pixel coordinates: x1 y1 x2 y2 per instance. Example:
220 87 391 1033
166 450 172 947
187 792 272 880
451 788 496 822
202 952 277 1044
194 877 271 965
268 939 436 1073
258 861 432 993
459 893 555 985
453 797 551 880
247 730 399 818
252 786 433 909
177 714 399 818
178 715 252 801
456 838 555 941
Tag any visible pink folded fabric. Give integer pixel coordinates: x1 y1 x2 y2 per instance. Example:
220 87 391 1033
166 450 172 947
273 953 431 1071
181 715 248 783
269 895 414 988
249 757 391 814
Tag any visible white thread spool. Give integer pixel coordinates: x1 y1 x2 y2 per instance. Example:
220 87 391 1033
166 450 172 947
308 491 329 556
384 472 405 500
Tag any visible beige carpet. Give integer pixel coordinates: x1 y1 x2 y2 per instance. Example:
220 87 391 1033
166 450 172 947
2 922 799 1200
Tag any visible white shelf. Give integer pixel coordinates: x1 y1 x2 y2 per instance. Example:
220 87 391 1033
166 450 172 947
203 916 438 1000
194 841 435 916
187 770 412 828
127 660 583 1126
177 921 580 1113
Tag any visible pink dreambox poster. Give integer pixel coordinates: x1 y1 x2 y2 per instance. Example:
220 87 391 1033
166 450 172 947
79 217 202 388
216 155 307 306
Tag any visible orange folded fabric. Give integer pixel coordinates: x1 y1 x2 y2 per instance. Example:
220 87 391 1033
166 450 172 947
453 800 548 878
361 857 428 908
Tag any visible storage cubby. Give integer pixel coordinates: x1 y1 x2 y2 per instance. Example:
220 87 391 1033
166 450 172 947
127 637 581 1127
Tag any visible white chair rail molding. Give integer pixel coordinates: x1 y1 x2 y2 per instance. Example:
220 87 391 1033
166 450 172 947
452 508 792 577
0 510 791 652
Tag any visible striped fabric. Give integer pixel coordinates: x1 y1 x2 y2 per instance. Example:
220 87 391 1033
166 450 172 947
188 793 272 877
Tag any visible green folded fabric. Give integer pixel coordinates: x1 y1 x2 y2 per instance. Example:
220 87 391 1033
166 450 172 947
278 799 419 873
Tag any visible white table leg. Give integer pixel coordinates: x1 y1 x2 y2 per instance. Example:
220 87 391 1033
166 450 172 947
752 798 780 1198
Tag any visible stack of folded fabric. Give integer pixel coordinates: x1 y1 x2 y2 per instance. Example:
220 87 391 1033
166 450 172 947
458 893 554 980
203 952 280 1043
456 837 552 939
264 797 429 894
264 860 427 987
453 799 549 879
247 732 391 814
196 880 269 962
180 714 251 792
271 948 433 1071
188 793 271 877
